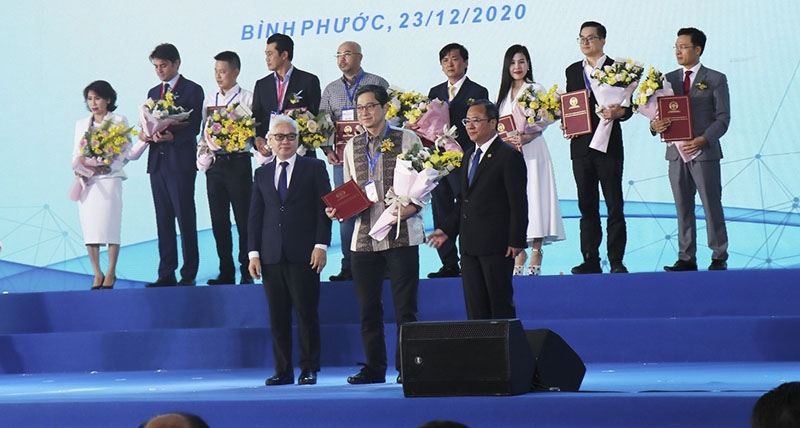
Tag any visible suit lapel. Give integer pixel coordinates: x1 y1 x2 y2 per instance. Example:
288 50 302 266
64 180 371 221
689 66 706 96
264 160 280 201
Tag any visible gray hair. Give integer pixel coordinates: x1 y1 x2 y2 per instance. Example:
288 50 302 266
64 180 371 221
269 115 299 134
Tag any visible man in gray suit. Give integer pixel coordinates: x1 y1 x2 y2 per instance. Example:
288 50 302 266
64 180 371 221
651 27 730 271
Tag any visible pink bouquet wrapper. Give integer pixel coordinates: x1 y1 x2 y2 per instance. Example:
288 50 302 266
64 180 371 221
68 156 103 201
368 159 438 241
434 125 462 153
139 104 192 140
511 102 553 135
413 99 450 146
589 82 639 153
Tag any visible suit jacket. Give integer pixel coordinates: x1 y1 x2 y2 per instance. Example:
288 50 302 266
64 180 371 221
565 57 632 159
440 136 528 256
429 77 489 149
664 65 730 161
247 156 331 265
252 67 321 138
145 75 204 173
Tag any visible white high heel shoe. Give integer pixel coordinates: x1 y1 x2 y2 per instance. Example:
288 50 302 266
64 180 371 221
513 265 525 276
528 248 542 276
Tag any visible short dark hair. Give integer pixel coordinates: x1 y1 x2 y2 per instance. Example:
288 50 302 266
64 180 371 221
138 412 210 428
83 80 118 112
580 21 607 39
214 51 241 71
468 99 499 122
678 27 707 56
149 43 180 63
438 43 469 62
751 381 800 428
267 33 294 61
355 84 389 106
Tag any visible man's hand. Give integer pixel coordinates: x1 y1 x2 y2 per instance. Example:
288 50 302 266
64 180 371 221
256 136 273 157
650 118 671 134
682 136 708 155
505 246 524 258
600 104 625 121
425 229 449 249
390 204 419 224
326 150 342 166
248 258 262 281
152 130 174 143
325 207 341 222
310 248 327 274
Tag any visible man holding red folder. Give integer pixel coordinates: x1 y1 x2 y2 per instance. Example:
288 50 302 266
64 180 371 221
650 27 730 271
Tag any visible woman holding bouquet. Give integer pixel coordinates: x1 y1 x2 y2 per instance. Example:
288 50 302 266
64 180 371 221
72 80 136 289
496 45 565 276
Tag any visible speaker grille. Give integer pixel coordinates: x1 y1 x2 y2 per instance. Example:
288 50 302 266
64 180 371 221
402 320 510 340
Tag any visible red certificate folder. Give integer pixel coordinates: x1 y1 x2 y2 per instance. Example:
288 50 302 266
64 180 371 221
322 179 373 221
560 89 593 137
496 115 518 141
658 95 693 142
335 120 359 160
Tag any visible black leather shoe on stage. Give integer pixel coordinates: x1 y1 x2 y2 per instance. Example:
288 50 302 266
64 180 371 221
570 262 602 275
178 278 196 286
145 276 177 288
427 265 461 278
207 276 235 285
265 373 294 386
346 365 385 385
298 370 317 385
663 260 698 272
610 263 629 274
329 269 353 281
240 276 254 284
396 374 403 384
708 259 728 271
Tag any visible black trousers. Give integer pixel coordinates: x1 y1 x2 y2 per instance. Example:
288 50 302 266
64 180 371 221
351 246 419 374
461 253 516 320
206 155 252 279
572 153 627 265
262 259 321 375
430 172 461 268
150 169 198 280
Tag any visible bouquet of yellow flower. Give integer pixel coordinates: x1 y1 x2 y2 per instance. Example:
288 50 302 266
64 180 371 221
588 58 644 153
287 109 335 154
205 102 258 153
516 83 563 133
385 88 429 127
139 89 193 139
633 66 675 119
79 120 137 166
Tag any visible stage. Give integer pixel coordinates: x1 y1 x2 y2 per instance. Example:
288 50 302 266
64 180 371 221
0 269 798 427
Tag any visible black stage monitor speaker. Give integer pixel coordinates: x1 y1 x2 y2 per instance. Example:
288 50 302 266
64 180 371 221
525 329 586 392
400 319 535 397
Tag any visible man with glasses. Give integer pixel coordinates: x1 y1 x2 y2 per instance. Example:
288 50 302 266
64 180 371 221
427 100 527 320
325 85 425 385
564 21 632 275
650 27 730 272
320 41 389 282
248 115 332 386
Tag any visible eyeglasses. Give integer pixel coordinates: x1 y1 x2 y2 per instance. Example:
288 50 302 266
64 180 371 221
673 45 695 51
576 36 600 44
356 103 381 113
334 51 361 59
270 133 298 142
461 117 489 126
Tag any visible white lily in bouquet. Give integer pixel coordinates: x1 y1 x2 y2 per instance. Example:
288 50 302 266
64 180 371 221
368 143 463 240
139 89 192 139
515 83 563 133
589 58 644 152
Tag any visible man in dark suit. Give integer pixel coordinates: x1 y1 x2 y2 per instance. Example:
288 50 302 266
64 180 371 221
252 33 321 159
142 43 204 287
651 27 730 272
565 21 632 275
427 100 528 320
247 115 332 386
424 43 489 279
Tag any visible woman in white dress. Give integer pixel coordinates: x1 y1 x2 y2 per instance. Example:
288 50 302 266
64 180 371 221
72 80 136 289
495 45 566 275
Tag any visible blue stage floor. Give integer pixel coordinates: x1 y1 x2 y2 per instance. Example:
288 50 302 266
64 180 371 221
0 362 795 427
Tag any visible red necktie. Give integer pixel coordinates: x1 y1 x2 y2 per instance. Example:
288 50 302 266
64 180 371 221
683 70 692 94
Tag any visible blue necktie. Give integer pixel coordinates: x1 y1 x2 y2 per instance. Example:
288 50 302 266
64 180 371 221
468 148 482 186
278 161 288 202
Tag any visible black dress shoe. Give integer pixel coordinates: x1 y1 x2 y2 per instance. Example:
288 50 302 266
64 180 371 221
178 278 196 286
347 365 385 385
396 374 402 384
240 275 254 284
610 263 629 274
329 269 353 281
207 276 235 285
663 260 698 272
708 259 728 271
145 276 177 288
298 370 317 385
571 262 602 275
427 265 461 278
265 373 294 386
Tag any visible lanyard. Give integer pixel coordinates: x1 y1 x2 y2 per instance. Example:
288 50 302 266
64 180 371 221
582 68 593 95
364 123 391 179
215 87 241 107
344 71 365 105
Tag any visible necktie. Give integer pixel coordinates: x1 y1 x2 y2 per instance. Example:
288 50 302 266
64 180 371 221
278 161 288 202
683 70 692 94
448 85 456 102
467 148 482 186
161 83 170 100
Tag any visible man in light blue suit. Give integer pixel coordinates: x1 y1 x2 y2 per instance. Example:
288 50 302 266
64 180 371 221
651 27 730 271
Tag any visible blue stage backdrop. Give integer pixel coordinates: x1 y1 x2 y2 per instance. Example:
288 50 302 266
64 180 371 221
1 0 799 292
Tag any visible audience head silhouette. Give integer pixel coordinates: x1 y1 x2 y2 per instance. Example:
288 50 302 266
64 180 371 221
752 381 800 428
139 412 210 428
